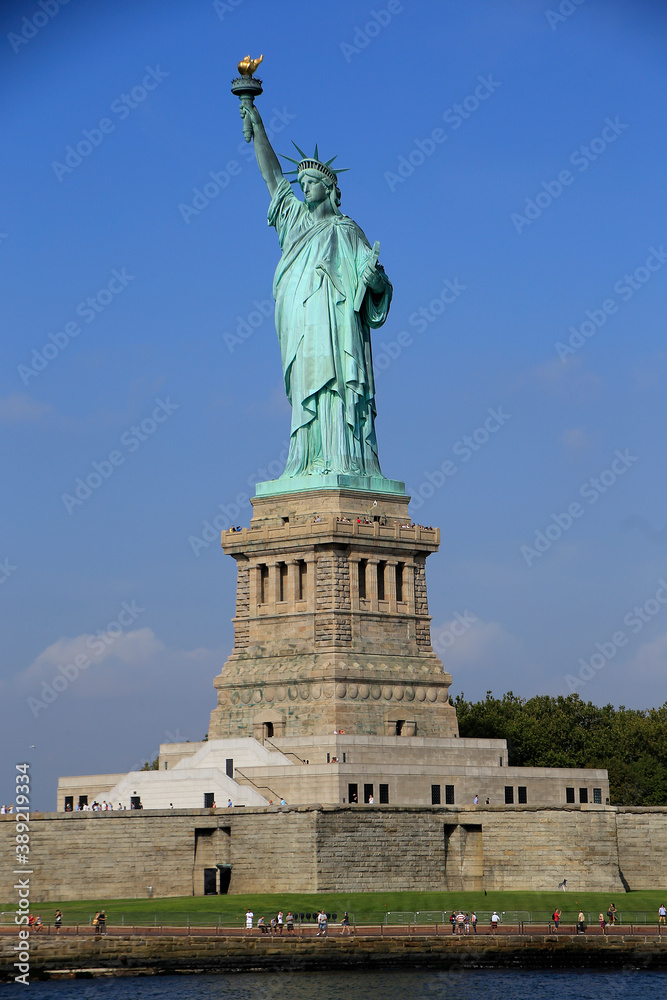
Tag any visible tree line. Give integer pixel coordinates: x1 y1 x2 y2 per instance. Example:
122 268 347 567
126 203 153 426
452 692 667 806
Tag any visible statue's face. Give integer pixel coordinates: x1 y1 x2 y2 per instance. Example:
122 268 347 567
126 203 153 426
300 173 328 207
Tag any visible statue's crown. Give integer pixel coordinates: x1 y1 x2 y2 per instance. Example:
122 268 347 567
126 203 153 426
282 143 349 186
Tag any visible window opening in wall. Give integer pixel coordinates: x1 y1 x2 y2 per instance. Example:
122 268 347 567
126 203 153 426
204 792 215 809
282 516 289 524
431 784 441 805
298 560 307 600
377 560 386 600
593 787 602 804
395 720 405 735
579 787 588 804
396 562 404 602
78 795 88 808
364 783 374 803
348 783 358 804
264 722 274 739
164 762 168 770
259 564 269 604
64 796 73 812
445 784 455 805
226 758 234 778
379 783 389 804
504 786 514 805
358 559 367 600
342 752 346 763
566 787 575 803
278 562 288 602
518 786 527 804
499 756 503 766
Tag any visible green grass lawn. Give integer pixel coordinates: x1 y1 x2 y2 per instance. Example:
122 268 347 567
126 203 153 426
3 890 665 927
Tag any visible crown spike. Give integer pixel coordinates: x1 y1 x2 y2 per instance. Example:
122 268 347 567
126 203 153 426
291 141 308 159
313 143 319 161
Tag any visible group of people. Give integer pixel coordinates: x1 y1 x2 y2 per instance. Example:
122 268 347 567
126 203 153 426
92 910 107 935
449 910 479 933
26 911 63 932
245 908 351 936
64 800 139 811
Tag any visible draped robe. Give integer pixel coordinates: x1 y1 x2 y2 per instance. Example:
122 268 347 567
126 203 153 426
268 179 392 478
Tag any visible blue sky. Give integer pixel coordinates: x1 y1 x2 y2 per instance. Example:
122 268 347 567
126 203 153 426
2 0 666 808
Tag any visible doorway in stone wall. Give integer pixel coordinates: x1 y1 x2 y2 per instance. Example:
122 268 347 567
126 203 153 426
203 868 217 895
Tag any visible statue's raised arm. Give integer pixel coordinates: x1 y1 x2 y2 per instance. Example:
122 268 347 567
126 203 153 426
240 104 283 198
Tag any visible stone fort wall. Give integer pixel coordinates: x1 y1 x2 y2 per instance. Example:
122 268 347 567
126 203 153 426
1 806 665 902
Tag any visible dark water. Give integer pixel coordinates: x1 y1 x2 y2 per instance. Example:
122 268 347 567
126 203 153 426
2 971 664 999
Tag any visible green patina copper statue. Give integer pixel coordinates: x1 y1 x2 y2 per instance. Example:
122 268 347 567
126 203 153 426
233 58 401 494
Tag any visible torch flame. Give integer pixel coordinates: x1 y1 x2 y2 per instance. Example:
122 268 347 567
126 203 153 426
238 54 263 77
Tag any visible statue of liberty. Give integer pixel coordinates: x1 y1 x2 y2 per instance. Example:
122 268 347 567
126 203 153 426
239 99 393 482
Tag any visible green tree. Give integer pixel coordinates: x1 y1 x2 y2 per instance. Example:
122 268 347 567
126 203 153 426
453 692 667 805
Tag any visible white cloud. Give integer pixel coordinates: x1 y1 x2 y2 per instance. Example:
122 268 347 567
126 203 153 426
561 427 592 453
431 615 526 676
0 393 54 424
628 630 667 683
517 357 601 399
16 628 224 702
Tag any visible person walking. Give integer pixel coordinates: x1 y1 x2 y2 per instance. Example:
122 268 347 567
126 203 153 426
471 911 477 934
658 903 666 925
340 911 351 935
54 910 63 933
577 910 586 934
245 908 254 931
599 913 606 934
553 907 561 932
491 911 500 934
